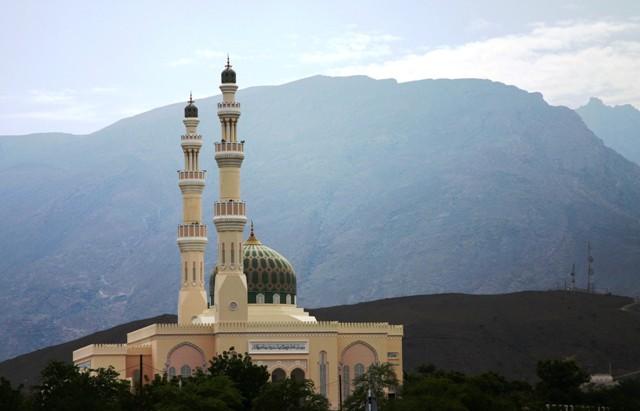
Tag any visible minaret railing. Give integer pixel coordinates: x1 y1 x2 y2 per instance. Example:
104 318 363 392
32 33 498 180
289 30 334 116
217 102 240 109
177 224 207 238
214 142 244 153
178 170 206 180
181 134 203 141
214 201 246 217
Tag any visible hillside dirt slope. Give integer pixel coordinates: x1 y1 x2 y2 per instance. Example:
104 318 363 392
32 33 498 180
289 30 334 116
1 292 639 387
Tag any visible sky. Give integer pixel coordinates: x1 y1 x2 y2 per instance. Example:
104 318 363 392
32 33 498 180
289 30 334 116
1 0 639 135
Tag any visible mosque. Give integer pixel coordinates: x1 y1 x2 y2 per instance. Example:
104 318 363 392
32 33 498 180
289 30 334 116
73 60 403 407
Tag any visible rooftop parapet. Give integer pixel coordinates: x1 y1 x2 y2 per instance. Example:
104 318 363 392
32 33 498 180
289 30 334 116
126 321 402 343
73 343 152 361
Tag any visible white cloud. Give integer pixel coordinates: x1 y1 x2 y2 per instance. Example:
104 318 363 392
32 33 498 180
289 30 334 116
331 20 640 109
300 32 400 64
29 89 76 104
168 57 195 67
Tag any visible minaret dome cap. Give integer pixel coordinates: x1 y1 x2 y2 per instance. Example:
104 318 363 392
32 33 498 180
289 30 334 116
184 92 198 118
221 55 236 84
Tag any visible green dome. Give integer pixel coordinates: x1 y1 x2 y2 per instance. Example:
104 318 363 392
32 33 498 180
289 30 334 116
209 227 296 305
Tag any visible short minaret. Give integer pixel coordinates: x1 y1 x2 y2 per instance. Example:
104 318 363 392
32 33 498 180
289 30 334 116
213 58 248 322
177 94 208 324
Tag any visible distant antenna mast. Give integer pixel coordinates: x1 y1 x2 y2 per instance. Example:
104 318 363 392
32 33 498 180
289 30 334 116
587 242 595 293
570 263 576 291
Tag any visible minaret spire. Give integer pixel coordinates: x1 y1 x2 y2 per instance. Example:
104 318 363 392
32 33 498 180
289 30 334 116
176 93 208 324
213 58 247 321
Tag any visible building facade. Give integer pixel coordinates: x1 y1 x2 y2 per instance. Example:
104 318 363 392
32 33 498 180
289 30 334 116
73 60 403 408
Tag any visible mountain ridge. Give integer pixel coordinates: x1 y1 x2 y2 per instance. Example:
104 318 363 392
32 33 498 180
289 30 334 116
577 97 640 165
2 75 640 361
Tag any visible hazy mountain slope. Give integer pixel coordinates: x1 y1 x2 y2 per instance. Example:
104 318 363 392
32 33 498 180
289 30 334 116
1 292 638 387
2 76 640 361
577 97 640 164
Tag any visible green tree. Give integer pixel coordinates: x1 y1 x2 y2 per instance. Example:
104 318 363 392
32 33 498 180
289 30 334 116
252 378 329 411
207 348 270 410
535 359 589 403
0 376 27 411
386 366 535 411
32 361 132 411
141 370 242 411
344 363 399 411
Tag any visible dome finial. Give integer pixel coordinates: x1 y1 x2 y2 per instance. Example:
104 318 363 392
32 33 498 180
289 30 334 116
247 220 260 244
221 55 236 84
184 91 198 118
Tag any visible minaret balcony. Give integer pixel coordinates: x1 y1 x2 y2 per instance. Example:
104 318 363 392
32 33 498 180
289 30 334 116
177 223 208 238
214 201 246 217
217 102 241 116
214 142 244 153
178 171 205 194
217 102 240 109
213 200 247 232
177 224 208 251
215 142 244 167
181 134 203 149
178 170 206 180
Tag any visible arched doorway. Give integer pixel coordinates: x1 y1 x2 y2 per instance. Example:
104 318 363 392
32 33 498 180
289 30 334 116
291 368 305 382
341 341 378 396
272 368 286 382
165 342 206 379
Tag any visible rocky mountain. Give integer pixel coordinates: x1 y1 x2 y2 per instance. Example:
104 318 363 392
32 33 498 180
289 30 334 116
2 291 639 387
2 76 640 361
577 98 640 164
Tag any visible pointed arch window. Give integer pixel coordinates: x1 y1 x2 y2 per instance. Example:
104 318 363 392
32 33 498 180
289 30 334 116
354 363 365 379
319 351 328 397
180 365 192 378
273 293 280 304
256 293 265 304
343 365 351 399
286 294 292 304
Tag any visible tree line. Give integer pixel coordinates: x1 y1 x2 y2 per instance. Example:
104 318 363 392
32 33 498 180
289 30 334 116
1 353 639 410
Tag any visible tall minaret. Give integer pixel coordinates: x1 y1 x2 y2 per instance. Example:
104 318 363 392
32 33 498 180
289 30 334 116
177 94 208 324
213 58 248 322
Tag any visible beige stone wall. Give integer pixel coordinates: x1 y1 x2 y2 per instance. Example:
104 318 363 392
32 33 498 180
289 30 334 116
75 323 402 410
88 355 127 375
